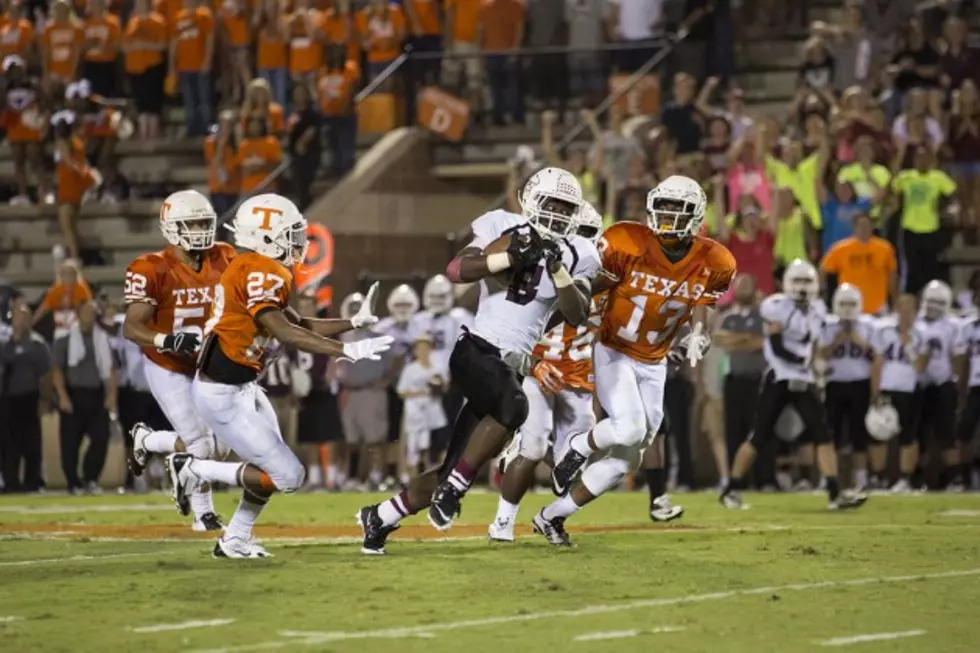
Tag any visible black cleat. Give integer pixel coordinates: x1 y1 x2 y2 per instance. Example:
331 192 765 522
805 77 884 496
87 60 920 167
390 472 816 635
428 482 462 531
193 512 225 532
127 422 152 477
532 510 574 547
357 505 400 555
164 453 195 517
551 447 587 496
829 491 868 511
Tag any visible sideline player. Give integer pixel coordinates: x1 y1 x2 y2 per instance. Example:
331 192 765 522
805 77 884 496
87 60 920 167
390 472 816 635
358 167 600 554
165 194 393 558
123 190 235 532
488 204 603 542
539 175 734 546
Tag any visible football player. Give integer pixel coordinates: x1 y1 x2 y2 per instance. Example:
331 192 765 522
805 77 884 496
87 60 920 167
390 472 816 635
378 284 422 484
539 175 734 546
165 194 393 558
916 280 966 489
123 190 236 532
488 203 603 543
870 294 929 491
358 167 600 554
722 261 866 510
955 290 980 484
818 283 874 490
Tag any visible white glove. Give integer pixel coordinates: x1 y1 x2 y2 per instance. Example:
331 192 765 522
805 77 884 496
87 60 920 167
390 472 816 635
340 335 394 362
350 282 380 329
680 322 711 368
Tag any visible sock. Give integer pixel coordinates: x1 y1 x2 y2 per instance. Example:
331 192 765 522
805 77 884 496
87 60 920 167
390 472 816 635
143 430 178 454
725 477 745 494
644 468 666 505
587 420 617 452
494 497 519 525
191 460 243 487
307 464 322 487
325 464 337 489
190 488 216 518
447 459 477 493
853 468 868 489
825 476 840 501
225 494 266 541
542 493 580 520
377 490 414 526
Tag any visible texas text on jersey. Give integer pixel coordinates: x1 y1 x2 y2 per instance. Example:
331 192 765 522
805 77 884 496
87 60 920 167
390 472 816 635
125 242 237 376
197 251 294 383
597 221 736 364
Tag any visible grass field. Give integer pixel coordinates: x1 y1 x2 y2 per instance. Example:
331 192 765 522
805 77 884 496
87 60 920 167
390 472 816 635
2 490 980 652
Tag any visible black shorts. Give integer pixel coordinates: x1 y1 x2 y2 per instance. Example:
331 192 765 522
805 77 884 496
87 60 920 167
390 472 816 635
297 390 344 444
917 382 957 449
958 386 980 444
882 390 920 446
387 387 403 444
130 64 165 115
750 370 830 447
825 379 871 452
84 60 117 98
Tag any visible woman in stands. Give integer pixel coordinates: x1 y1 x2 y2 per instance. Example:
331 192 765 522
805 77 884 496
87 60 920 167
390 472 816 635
239 77 285 136
2 54 52 206
253 0 289 109
33 258 93 340
123 0 167 141
236 115 282 195
204 109 240 220
81 0 122 98
219 0 252 104
41 0 84 84
52 110 100 260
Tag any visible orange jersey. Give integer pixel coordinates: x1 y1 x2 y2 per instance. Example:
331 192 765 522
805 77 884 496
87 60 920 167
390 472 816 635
125 243 237 376
220 6 251 46
56 135 97 205
317 60 359 115
533 321 595 392
43 21 85 80
82 14 122 62
172 6 215 73
288 9 325 73
355 5 405 63
2 80 43 144
204 134 240 194
597 223 736 364
236 135 281 192
406 0 440 35
123 13 168 73
205 250 293 373
42 279 94 334
0 18 34 58
256 21 288 69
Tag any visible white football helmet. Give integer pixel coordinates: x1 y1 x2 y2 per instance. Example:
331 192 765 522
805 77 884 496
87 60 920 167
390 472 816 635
227 193 308 265
832 283 863 320
423 274 453 314
160 189 217 251
782 259 819 303
341 292 364 321
387 284 420 323
865 403 900 442
576 203 603 244
921 279 952 320
520 166 582 240
646 175 706 239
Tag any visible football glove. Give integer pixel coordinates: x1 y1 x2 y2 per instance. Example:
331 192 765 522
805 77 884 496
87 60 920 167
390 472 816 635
532 360 564 395
159 332 200 355
350 281 380 329
340 335 395 363
540 239 563 274
506 228 545 269
678 322 711 368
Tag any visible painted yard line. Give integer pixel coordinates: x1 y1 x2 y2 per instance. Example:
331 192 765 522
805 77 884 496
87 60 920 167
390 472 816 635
0 504 175 515
187 567 980 653
0 616 23 623
131 619 236 634
573 626 686 641
818 630 927 646
0 550 177 568
938 509 980 517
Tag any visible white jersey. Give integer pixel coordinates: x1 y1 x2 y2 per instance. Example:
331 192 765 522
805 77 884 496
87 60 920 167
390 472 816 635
376 317 416 361
956 317 980 388
466 209 601 355
408 307 474 368
870 317 927 393
915 315 963 386
819 315 873 383
760 294 825 383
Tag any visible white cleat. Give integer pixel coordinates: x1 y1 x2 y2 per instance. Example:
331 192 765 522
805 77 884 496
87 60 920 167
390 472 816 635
212 535 273 559
488 516 516 542
164 453 202 516
650 495 684 522
128 422 152 476
890 478 913 494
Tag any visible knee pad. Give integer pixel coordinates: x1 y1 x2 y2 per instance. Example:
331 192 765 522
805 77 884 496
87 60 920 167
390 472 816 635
494 388 529 431
274 456 306 494
607 414 648 449
517 429 549 462
580 454 631 497
183 431 215 459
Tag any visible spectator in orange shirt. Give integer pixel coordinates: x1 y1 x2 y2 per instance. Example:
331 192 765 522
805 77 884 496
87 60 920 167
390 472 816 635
404 0 442 84
237 115 283 194
0 0 36 65
33 258 93 338
81 0 121 97
356 0 406 82
52 110 101 261
240 77 285 135
288 83 322 210
122 0 167 140
323 0 358 62
219 0 252 104
2 55 51 206
318 43 359 178
204 109 240 219
481 0 524 126
254 0 289 109
42 1 85 84
68 79 123 204
288 0 326 89
442 0 483 109
170 0 215 136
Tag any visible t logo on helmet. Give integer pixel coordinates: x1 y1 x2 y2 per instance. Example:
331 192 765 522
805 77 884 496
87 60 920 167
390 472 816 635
253 206 283 230
160 201 171 222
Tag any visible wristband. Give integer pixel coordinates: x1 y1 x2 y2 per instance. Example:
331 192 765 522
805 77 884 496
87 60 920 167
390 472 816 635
153 333 167 349
552 267 573 289
487 252 512 274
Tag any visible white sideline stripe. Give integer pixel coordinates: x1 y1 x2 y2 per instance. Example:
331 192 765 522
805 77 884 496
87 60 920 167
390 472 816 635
0 551 176 567
131 619 236 634
0 504 175 515
573 626 686 641
186 568 980 653
0 616 23 623
938 509 980 517
818 630 927 646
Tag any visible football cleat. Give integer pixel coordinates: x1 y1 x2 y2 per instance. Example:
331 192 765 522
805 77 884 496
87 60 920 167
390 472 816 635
428 482 462 531
551 439 588 496
890 478 913 494
192 512 225 533
212 535 273 559
532 510 573 547
828 491 868 511
719 488 745 510
650 495 684 522
164 453 199 517
488 516 515 543
357 505 400 555
128 422 152 476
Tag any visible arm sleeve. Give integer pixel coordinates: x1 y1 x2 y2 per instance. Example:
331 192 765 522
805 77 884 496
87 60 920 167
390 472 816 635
125 257 161 305
768 332 806 364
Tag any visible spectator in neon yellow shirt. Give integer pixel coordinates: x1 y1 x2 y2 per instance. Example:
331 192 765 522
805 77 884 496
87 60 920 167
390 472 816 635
837 135 890 218
765 137 825 228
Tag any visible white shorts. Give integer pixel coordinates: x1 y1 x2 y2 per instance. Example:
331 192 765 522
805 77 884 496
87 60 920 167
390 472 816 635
404 424 431 466
191 376 305 492
517 376 595 462
144 357 211 446
594 341 666 449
